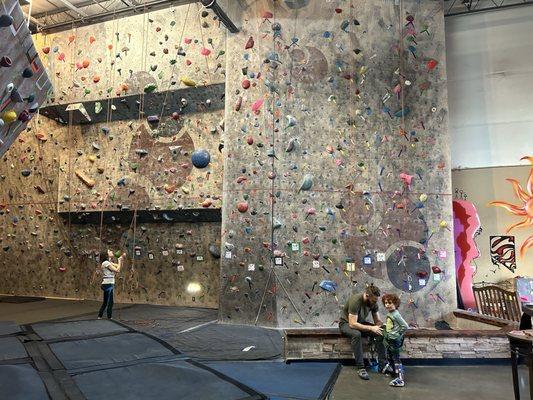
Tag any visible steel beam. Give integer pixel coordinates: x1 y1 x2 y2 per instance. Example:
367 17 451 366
445 0 533 16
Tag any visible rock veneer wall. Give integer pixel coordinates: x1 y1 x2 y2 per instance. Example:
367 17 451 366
220 0 454 328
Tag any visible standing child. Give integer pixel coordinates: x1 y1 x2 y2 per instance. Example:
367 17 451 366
381 293 409 387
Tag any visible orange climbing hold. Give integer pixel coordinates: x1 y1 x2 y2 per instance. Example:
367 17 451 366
89 36 96 44
82 59 90 68
93 75 100 83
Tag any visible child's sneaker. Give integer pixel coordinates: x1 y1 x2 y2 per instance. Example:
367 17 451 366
381 362 394 375
389 377 404 387
357 368 370 380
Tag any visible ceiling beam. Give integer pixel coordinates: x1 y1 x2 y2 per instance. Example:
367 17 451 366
54 0 89 16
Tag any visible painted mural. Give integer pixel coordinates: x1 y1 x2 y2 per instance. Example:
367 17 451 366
452 199 480 311
490 156 533 259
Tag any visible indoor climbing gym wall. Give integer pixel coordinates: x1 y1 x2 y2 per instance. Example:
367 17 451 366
219 0 455 328
0 0 52 157
0 2 225 308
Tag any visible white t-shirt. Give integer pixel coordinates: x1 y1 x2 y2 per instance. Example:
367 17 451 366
101 261 116 285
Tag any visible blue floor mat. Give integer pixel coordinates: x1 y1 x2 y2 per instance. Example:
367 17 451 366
205 361 341 400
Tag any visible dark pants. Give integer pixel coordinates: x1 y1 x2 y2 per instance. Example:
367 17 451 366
384 335 404 380
339 321 386 369
98 284 114 319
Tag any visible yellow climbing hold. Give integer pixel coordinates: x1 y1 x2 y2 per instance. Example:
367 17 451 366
75 170 95 188
88 155 96 163
1 110 17 124
180 76 196 87
439 220 448 229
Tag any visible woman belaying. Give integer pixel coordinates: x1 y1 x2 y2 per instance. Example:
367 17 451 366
97 249 125 319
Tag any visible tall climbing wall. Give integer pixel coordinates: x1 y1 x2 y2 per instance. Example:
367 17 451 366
220 0 455 328
0 3 226 308
0 0 52 157
33 3 226 211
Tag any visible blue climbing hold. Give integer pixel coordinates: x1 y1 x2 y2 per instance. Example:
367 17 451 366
0 15 13 28
191 149 210 168
319 280 337 292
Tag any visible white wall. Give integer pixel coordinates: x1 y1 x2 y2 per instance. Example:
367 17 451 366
446 6 533 169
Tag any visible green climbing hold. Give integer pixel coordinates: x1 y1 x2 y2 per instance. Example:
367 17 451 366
144 83 157 93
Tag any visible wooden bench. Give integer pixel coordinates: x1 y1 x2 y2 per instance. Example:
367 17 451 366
284 311 517 360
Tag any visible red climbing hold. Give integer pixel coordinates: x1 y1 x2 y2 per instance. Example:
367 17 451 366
245 36 254 50
427 59 438 71
237 202 249 213
242 80 251 89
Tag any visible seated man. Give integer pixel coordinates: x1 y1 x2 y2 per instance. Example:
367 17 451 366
339 284 386 380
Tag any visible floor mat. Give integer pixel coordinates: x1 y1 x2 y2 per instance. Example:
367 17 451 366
0 296 45 303
162 323 283 360
205 361 342 400
0 321 21 336
50 332 176 370
0 364 49 400
0 337 27 361
73 359 264 400
31 319 129 340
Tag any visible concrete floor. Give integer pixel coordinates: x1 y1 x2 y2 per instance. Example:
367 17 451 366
0 298 523 400
331 364 524 400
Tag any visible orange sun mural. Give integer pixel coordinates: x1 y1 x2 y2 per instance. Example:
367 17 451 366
490 156 533 258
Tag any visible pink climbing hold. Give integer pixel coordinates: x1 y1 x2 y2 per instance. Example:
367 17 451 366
262 11 273 20
58 53 66 62
246 136 253 145
184 38 192 44
399 172 413 186
201 47 211 56
251 98 264 113
245 36 254 50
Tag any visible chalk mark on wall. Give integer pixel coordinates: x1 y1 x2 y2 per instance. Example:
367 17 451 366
489 235 516 273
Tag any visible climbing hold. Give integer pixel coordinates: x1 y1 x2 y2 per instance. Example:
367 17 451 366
0 14 14 27
42 47 50 54
242 80 251 89
1 110 17 123
299 174 313 192
234 96 242 111
75 170 95 188
144 83 157 93
22 68 33 78
200 48 211 56
251 98 263 113
180 77 196 87
10 89 23 103
147 115 160 124
439 220 448 229
245 36 254 50
21 169 31 177
427 59 438 71
191 149 210 168
419 193 428 202
246 136 253 145
432 266 442 274
286 115 297 127
319 280 337 292
209 244 221 258
399 173 413 186
18 110 30 122
0 56 12 67
285 138 296 153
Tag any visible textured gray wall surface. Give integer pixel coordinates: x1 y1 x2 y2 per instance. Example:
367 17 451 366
219 0 455 328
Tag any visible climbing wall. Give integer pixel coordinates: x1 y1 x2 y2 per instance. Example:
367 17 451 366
32 3 226 211
0 3 226 308
220 0 455 328
0 0 52 157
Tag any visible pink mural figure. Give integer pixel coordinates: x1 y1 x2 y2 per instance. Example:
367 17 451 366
453 200 481 311
489 156 533 259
